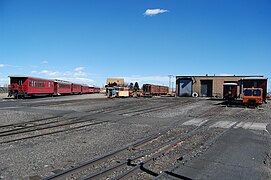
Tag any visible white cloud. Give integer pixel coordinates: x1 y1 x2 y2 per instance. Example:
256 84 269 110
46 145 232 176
73 71 87 76
30 67 93 85
41 61 48 64
0 78 9 86
31 68 89 77
0 73 9 86
31 70 62 77
144 9 169 16
71 77 94 84
0 64 5 68
74 67 85 71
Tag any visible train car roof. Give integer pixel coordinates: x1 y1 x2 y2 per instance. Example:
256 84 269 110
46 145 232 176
241 77 268 80
9 76 53 81
143 83 168 87
54 79 71 83
223 83 238 86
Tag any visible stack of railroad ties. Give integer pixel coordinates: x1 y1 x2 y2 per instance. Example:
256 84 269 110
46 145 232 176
8 76 100 98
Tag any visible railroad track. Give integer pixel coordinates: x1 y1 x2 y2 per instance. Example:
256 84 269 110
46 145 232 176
0 115 106 144
44 105 226 180
0 100 183 144
0 115 63 129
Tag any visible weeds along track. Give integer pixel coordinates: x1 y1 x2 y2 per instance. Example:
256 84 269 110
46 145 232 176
0 115 106 144
44 105 229 180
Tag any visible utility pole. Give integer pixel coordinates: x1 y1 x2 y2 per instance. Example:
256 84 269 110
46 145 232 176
168 75 174 93
168 75 172 93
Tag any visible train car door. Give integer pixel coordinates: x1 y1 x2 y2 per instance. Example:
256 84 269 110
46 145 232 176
201 80 213 97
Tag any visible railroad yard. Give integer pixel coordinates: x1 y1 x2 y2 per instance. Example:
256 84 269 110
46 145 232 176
0 94 270 179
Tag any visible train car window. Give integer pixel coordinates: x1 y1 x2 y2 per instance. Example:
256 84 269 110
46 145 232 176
33 81 45 88
253 90 261 96
244 89 252 96
18 80 23 85
59 84 70 88
254 81 258 88
48 82 51 87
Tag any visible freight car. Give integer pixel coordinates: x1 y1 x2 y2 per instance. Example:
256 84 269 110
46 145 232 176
142 84 169 96
8 76 54 98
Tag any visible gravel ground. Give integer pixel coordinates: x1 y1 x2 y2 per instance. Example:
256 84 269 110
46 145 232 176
0 96 270 179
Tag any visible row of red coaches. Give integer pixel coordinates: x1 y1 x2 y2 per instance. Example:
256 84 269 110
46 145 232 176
223 77 268 103
8 76 100 98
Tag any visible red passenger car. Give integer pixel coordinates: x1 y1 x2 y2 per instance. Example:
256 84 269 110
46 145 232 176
93 87 100 93
54 80 72 95
71 83 82 94
81 85 89 94
8 76 54 98
89 87 94 93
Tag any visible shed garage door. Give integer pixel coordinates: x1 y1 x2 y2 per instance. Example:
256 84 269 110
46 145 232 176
179 79 192 96
201 80 212 97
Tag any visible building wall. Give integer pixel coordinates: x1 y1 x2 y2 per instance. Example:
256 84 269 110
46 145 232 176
106 78 124 87
176 76 263 97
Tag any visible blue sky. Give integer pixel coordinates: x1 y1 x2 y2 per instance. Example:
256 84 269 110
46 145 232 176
0 0 270 90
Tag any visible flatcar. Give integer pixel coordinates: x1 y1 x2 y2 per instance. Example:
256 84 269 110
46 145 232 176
54 80 72 95
8 76 54 98
223 83 238 100
142 84 169 96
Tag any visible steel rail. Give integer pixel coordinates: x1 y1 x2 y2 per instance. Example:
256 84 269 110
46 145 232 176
0 118 96 138
0 117 75 135
43 131 165 180
155 120 242 179
44 105 222 180
0 115 62 129
1 121 105 144
113 121 211 180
